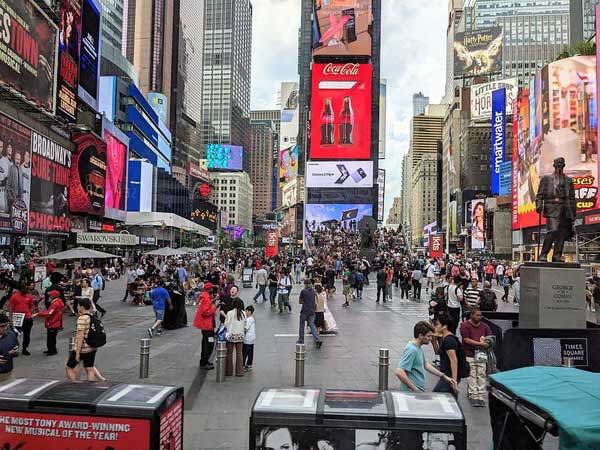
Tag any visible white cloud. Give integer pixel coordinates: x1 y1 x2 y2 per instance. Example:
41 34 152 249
251 0 447 220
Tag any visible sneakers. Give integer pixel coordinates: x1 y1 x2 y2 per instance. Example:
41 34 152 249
244 365 252 371
200 363 214 370
21 350 30 356
316 341 323 349
342 303 349 307
147 328 153 338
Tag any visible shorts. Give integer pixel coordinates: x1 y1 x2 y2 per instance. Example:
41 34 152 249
154 309 165 321
343 285 350 295
66 350 97 368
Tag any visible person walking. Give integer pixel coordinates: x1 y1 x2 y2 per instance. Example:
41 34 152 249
446 276 464 334
297 279 322 348
224 298 246 377
385 264 394 301
34 290 64 356
243 306 255 371
91 269 106 317
8 284 34 355
0 314 19 382
314 283 326 333
267 268 278 308
484 262 494 284
193 283 218 370
460 308 492 407
253 266 268 303
399 269 410 304
148 280 172 338
342 266 352 307
411 265 423 301
463 277 481 315
495 262 505 286
123 266 137 302
277 269 292 313
65 298 99 381
376 267 387 303
513 272 520 306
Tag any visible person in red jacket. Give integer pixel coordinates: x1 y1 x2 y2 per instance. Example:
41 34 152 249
193 282 217 370
34 290 64 356
8 284 35 355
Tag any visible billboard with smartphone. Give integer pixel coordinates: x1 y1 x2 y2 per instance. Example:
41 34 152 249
311 63 372 160
312 0 373 58
306 161 373 188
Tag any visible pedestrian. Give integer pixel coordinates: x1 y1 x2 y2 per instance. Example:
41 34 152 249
479 281 498 312
0 314 19 382
277 269 292 313
123 265 137 302
496 261 505 286
385 264 394 301
446 276 464 334
295 259 303 284
34 290 64 356
376 267 387 303
411 265 423 301
91 269 106 317
243 305 255 371
267 268 278 308
342 266 352 307
432 314 465 396
501 268 512 302
8 284 34 355
463 277 481 315
513 272 520 306
395 320 457 393
460 308 492 407
148 280 172 338
65 298 99 381
425 260 436 292
297 279 322 348
253 266 268 303
314 283 326 333
356 270 364 300
224 298 246 377
193 282 217 370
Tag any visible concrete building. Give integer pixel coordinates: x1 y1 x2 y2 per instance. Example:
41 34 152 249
409 104 445 172
210 172 254 229
400 153 412 230
249 120 275 221
250 110 280 211
413 92 430 116
570 0 600 43
444 0 463 105
411 154 438 247
387 196 402 225
200 0 253 173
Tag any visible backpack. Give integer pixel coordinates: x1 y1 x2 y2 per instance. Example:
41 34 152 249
84 313 107 348
348 272 357 285
444 335 471 379
480 289 497 311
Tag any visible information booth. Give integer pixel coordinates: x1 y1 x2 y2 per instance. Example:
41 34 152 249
0 378 183 449
249 388 466 450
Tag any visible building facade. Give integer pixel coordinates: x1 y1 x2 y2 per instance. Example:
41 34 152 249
570 0 600 43
100 0 138 81
249 120 275 221
210 172 254 229
386 196 402 225
411 154 438 247
412 92 430 116
400 153 412 231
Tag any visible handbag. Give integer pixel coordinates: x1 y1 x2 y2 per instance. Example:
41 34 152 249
225 332 245 343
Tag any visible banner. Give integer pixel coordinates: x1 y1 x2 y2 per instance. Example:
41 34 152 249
78 0 102 111
70 133 106 215
57 0 81 121
279 82 299 186
377 168 385 222
311 63 372 160
306 161 373 188
491 88 506 195
0 0 58 113
29 131 71 234
499 161 512 196
191 200 218 230
0 113 32 233
471 78 518 120
265 230 278 258
312 0 373 58
454 27 503 77
76 232 138 246
103 119 128 221
429 234 443 258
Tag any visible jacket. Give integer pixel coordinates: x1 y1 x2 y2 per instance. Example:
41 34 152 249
38 298 65 329
535 173 576 220
193 291 216 331
9 292 34 319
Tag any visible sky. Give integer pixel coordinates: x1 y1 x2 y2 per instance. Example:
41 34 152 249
251 0 448 221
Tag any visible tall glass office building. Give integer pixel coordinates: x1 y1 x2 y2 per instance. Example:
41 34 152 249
201 0 253 173
100 0 138 82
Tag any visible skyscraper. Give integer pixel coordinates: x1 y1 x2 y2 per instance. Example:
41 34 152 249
249 120 275 221
412 92 430 116
100 0 138 81
570 0 600 43
201 0 253 173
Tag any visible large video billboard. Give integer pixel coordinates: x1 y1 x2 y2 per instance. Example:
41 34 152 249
305 203 372 232
312 0 373 58
306 161 373 188
57 0 81 121
0 0 58 114
191 200 218 230
471 78 518 120
512 56 598 230
280 82 299 186
103 119 128 221
78 0 102 111
70 133 106 215
207 144 243 171
311 63 372 160
454 27 503 77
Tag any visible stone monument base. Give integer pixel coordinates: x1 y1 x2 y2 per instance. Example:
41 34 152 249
519 262 586 329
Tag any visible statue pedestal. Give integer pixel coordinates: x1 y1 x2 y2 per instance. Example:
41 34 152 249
519 262 586 329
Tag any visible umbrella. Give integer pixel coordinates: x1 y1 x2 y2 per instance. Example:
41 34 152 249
43 247 118 260
145 247 190 257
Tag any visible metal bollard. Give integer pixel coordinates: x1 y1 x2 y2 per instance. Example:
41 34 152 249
378 348 390 391
139 338 151 379
295 343 306 387
562 357 574 368
216 341 227 382
68 336 76 352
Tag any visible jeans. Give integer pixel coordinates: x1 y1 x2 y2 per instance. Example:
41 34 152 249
497 274 503 286
448 307 461 334
433 376 458 397
377 285 386 302
17 318 33 351
46 328 59 354
412 281 422 300
243 343 254 366
400 284 410 299
253 285 267 302
92 290 106 315
200 329 215 366
268 286 277 306
386 284 392 300
298 313 321 344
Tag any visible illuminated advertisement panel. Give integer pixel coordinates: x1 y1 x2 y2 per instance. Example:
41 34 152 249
311 63 372 160
70 133 106 215
280 82 299 186
57 0 81 121
207 144 243 171
305 203 372 233
103 119 128 221
306 161 373 188
454 27 502 77
470 78 518 120
512 56 598 229
78 0 102 111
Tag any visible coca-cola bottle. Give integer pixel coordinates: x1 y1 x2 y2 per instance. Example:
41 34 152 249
320 98 335 146
339 96 354 145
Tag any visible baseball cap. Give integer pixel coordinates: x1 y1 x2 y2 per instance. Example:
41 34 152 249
203 282 215 290
48 290 60 297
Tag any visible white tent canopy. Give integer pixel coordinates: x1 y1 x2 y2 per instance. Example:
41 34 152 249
126 212 211 236
145 248 190 257
43 248 118 260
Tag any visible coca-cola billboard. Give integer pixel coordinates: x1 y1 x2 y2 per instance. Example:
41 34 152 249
311 63 372 160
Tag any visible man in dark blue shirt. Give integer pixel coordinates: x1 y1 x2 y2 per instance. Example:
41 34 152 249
148 280 172 337
298 279 322 348
0 314 19 381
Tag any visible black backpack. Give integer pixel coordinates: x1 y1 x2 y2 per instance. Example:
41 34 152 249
480 289 497 311
444 335 471 379
84 313 107 348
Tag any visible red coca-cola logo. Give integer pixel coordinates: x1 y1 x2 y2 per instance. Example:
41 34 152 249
323 63 360 76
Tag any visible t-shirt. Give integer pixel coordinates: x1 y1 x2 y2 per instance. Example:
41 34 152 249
460 320 492 358
151 287 170 310
244 316 255 345
398 342 426 392
300 288 316 315
447 285 463 309
77 314 95 354
464 287 480 310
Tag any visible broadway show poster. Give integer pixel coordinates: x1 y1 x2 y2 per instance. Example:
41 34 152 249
57 0 81 121
454 27 503 77
0 0 58 113
312 0 373 58
103 128 127 220
0 113 32 233
159 398 183 450
71 133 107 215
29 131 71 234
0 410 150 449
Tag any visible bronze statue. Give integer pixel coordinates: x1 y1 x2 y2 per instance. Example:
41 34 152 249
535 157 576 262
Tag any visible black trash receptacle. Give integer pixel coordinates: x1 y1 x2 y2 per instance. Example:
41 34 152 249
249 388 466 449
0 378 183 450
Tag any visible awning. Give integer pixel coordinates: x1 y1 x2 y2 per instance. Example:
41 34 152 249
125 212 211 237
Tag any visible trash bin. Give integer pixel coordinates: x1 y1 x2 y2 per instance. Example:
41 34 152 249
0 378 183 450
249 388 466 450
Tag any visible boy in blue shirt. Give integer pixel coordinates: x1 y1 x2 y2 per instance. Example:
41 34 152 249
395 321 457 392
148 280 172 337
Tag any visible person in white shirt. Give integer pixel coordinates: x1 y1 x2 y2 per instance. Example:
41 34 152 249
277 270 293 313
135 266 145 277
447 276 464 334
426 261 436 292
243 306 255 371
253 267 268 303
496 263 505 286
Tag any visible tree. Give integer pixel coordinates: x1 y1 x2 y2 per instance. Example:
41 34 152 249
555 41 596 61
